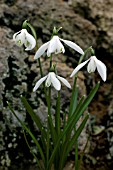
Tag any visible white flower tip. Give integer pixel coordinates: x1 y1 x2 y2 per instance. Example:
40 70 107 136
60 38 84 55
33 87 36 92
81 50 84 55
103 74 107 81
95 57 107 82
103 78 106 82
70 74 73 78
55 84 61 91
34 55 37 60
70 72 75 77
68 85 71 89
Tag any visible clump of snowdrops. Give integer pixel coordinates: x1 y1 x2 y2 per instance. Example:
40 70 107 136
8 20 107 170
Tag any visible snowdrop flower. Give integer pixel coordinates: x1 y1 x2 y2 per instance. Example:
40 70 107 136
34 35 84 59
13 29 36 50
70 56 107 81
33 72 71 91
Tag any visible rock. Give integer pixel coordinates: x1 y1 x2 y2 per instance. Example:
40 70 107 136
72 0 113 55
0 0 98 51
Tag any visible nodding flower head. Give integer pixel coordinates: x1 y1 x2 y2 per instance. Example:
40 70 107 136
33 72 71 91
34 35 84 59
13 29 36 51
70 56 107 82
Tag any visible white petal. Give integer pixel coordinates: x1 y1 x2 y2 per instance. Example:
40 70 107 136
55 37 65 54
33 75 47 91
34 41 50 59
70 59 90 77
87 57 96 73
47 36 57 56
24 31 36 50
47 36 65 56
94 57 107 81
60 38 84 55
13 30 25 47
15 35 24 46
13 30 21 41
45 73 51 87
50 72 61 91
57 75 71 89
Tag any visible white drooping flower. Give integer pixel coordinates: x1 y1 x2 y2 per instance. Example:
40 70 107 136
34 35 84 59
70 56 107 81
13 29 36 51
33 72 71 91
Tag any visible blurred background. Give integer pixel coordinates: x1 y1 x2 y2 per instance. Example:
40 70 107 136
0 0 113 169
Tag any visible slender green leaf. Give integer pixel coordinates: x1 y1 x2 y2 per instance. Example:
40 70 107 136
54 91 61 169
48 116 57 146
70 86 78 116
21 96 47 151
66 82 100 138
47 86 57 146
59 115 89 169
78 134 90 170
7 102 45 165
62 111 67 144
75 138 78 170
66 95 85 138
66 115 89 159
46 120 50 167
23 130 43 170
69 77 77 118
60 96 85 161
58 82 99 168
48 82 99 169
21 96 46 136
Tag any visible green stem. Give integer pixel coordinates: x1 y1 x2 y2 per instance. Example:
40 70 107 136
54 91 61 170
78 46 93 64
46 118 50 167
69 46 93 118
35 39 43 77
48 87 51 114
36 40 48 105
46 54 53 168
55 91 61 135
46 86 51 168
38 58 43 77
68 76 77 118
